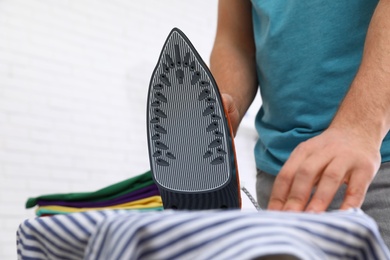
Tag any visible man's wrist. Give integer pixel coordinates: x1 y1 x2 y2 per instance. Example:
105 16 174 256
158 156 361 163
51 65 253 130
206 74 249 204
329 110 385 151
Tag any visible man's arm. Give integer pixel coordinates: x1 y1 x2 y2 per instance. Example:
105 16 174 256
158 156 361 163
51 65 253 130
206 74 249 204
268 0 390 212
210 0 258 135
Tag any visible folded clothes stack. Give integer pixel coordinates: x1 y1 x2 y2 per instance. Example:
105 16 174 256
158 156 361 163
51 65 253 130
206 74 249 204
25 171 163 217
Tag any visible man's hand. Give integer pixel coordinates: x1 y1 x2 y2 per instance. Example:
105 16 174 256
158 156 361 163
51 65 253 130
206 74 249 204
268 127 381 212
221 94 240 136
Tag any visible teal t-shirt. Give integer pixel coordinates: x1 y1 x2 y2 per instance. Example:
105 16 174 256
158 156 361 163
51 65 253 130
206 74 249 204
252 0 390 175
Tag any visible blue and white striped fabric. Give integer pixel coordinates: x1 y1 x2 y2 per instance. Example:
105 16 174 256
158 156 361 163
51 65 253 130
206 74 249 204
17 209 390 260
17 210 122 259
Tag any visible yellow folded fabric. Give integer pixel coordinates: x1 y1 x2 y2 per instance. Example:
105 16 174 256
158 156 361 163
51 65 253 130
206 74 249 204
35 196 162 213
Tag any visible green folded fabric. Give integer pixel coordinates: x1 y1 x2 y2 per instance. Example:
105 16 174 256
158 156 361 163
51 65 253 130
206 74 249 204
26 171 155 209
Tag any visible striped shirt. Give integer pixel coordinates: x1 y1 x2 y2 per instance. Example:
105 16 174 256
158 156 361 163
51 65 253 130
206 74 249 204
17 209 390 260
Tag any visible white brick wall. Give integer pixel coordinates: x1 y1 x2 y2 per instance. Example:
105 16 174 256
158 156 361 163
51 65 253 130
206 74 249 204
0 1 260 259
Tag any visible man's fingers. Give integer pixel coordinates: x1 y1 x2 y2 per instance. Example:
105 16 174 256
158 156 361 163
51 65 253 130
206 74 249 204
267 173 293 210
221 93 239 119
305 159 347 212
268 143 311 210
282 151 333 211
340 170 372 210
221 93 240 135
221 94 234 111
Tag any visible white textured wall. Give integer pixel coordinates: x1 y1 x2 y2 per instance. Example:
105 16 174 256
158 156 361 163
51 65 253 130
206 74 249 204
0 1 259 258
